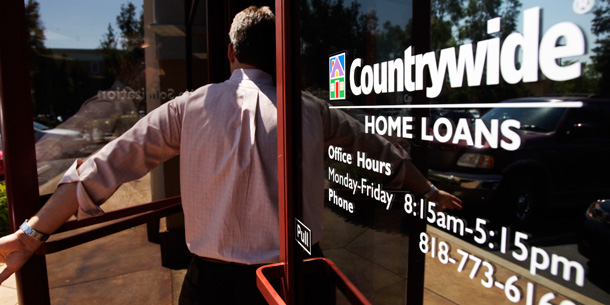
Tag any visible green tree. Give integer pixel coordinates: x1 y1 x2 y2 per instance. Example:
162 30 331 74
116 2 145 59
431 0 463 49
100 23 122 87
0 183 9 236
25 0 51 115
439 0 527 104
301 0 368 91
591 0 610 97
27 0 65 120
377 20 411 60
25 0 46 52
554 62 599 95
26 0 89 123
458 0 521 43
99 2 145 89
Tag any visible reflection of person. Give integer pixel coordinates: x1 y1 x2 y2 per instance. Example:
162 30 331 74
35 82 142 162
0 5 461 305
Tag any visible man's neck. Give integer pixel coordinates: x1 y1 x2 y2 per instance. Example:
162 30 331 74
230 62 257 73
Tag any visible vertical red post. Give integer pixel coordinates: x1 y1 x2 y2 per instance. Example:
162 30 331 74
0 1 51 304
274 0 295 303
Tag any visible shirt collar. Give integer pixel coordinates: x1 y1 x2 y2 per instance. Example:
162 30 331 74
230 68 274 85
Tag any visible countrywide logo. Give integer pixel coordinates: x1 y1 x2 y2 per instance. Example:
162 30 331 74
329 53 346 100
327 7 586 100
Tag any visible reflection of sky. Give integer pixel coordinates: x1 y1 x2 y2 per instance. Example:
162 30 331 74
356 0 412 27
43 0 414 49
41 0 600 57
40 0 138 49
348 0 598 63
519 0 597 62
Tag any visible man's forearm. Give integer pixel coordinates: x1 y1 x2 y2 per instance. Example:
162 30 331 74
402 160 434 196
26 183 79 236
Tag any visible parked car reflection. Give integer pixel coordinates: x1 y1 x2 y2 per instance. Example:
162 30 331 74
428 97 610 225
579 199 610 272
33 84 143 189
35 83 142 162
34 122 88 162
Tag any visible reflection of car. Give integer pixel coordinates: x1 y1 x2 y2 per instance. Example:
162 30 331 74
428 97 610 224
0 122 66 178
34 122 87 161
578 199 610 269
34 121 81 139
431 108 480 122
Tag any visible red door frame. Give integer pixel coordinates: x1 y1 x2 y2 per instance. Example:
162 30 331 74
273 1 431 304
0 0 51 303
275 0 297 303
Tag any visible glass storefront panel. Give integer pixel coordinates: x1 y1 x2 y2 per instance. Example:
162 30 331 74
422 1 610 304
25 0 144 194
300 0 415 303
300 0 610 304
22 0 207 199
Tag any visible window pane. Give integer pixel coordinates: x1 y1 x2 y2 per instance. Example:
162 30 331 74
300 0 610 304
27 0 207 198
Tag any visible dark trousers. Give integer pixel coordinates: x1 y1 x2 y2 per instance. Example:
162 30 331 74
179 244 335 305
178 256 269 305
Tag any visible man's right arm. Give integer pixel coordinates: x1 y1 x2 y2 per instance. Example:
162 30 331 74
0 183 78 283
0 93 187 283
313 94 462 210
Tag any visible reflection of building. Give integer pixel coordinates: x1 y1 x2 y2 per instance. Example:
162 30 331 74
47 48 106 105
49 48 104 77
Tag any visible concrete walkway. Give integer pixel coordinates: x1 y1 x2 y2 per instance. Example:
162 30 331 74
0 173 186 305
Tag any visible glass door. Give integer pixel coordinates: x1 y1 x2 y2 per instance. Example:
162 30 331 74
271 0 610 304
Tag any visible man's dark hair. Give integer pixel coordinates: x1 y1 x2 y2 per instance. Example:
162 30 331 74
229 6 275 75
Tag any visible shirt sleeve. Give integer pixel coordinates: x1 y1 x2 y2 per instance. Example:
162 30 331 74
308 92 413 189
58 95 185 219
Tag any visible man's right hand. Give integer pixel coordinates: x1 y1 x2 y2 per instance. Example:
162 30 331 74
431 189 463 211
0 230 42 284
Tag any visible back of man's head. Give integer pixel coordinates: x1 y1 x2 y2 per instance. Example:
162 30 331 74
229 6 275 76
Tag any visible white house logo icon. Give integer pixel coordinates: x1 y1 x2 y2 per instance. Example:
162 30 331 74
329 53 346 100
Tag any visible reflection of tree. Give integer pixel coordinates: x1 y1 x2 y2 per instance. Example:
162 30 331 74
25 1 145 126
439 0 527 104
458 0 520 42
99 2 145 90
26 0 92 126
554 62 599 95
592 0 610 97
301 0 530 103
301 0 368 92
377 20 411 60
431 0 462 49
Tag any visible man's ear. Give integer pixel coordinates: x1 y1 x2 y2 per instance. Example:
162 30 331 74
227 43 236 63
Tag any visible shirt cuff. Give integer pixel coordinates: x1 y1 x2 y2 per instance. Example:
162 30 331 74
58 159 105 220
